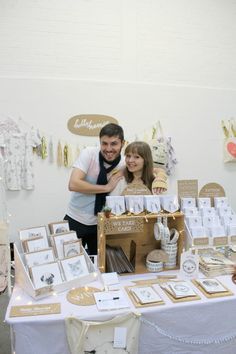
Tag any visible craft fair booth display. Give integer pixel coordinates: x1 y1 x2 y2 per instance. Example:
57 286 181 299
14 223 98 300
97 211 185 274
182 196 236 250
5 271 236 354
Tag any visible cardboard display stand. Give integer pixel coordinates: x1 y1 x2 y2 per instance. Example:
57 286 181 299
184 222 233 250
14 244 98 300
97 212 185 274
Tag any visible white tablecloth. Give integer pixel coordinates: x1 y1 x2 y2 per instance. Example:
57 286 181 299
5 272 236 354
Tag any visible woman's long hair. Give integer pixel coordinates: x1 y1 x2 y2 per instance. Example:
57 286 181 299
124 141 155 191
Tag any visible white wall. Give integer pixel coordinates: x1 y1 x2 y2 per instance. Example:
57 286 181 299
0 0 236 242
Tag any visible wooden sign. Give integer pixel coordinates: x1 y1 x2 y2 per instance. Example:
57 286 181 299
199 182 225 206
10 303 61 317
122 183 151 195
67 114 118 136
67 286 100 306
104 217 144 234
177 180 198 199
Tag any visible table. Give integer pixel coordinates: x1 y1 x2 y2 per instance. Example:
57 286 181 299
5 272 236 354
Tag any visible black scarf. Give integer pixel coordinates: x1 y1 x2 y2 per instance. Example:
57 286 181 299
94 152 121 215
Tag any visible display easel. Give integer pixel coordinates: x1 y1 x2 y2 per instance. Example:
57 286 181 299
97 212 185 274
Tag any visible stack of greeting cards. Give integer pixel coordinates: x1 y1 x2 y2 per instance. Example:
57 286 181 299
126 285 164 307
199 251 235 277
192 277 233 298
160 280 199 301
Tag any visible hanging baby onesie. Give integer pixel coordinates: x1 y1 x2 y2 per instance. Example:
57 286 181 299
0 126 41 190
65 312 141 354
22 127 42 189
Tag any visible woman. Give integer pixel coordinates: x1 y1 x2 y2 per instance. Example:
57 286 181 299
110 141 167 195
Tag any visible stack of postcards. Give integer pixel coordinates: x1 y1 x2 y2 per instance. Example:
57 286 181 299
160 281 197 299
199 251 235 277
129 286 163 305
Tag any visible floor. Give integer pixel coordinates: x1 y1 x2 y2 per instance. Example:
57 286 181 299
0 289 11 354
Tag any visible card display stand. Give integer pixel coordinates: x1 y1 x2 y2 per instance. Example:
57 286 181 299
185 222 230 250
97 212 185 274
14 244 98 300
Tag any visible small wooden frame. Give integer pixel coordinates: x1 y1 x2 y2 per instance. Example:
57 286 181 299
192 279 234 299
24 248 55 268
51 231 78 259
125 285 165 308
60 254 89 281
160 280 201 303
48 221 70 235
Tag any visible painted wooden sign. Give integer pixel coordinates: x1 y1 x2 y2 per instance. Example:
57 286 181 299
177 179 198 199
67 114 118 136
199 182 225 206
104 217 144 234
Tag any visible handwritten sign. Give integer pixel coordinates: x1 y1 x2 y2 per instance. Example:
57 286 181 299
10 303 61 317
67 114 118 136
104 217 144 234
177 180 198 199
199 182 225 201
122 183 151 195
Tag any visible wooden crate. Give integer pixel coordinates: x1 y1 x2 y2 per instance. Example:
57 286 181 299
97 212 185 274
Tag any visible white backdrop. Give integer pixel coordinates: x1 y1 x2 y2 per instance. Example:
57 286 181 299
1 78 236 242
0 0 236 242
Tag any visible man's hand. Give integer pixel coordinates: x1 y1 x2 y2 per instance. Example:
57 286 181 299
106 171 123 192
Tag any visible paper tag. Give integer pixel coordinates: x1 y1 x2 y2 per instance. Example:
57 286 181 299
180 250 199 279
113 327 127 349
102 272 119 286
10 303 61 317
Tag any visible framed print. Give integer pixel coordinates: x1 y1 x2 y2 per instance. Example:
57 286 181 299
30 261 63 289
52 231 78 259
60 254 89 281
63 239 82 258
22 237 48 253
19 225 48 241
48 221 70 235
25 248 55 268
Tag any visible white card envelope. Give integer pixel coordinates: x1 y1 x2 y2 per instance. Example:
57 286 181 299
187 216 202 228
203 215 220 227
214 197 228 208
190 226 206 237
200 207 217 217
197 198 211 208
181 197 196 209
208 226 226 237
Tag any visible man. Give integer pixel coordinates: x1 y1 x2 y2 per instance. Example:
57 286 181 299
64 123 125 255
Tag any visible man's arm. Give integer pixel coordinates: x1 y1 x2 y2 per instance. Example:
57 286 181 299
68 168 123 194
